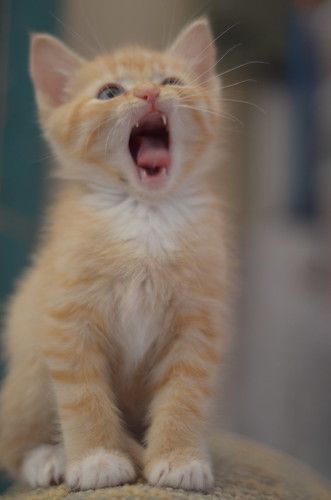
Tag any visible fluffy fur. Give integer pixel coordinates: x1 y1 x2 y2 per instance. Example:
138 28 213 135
0 19 230 492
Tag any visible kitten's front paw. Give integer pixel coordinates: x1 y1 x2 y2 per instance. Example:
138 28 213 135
145 456 214 491
21 444 65 488
66 449 136 490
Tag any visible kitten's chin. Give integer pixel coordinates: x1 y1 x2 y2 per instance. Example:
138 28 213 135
136 164 170 189
129 110 171 190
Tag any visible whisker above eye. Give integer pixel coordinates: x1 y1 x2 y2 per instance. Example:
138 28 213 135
50 12 96 57
195 23 240 61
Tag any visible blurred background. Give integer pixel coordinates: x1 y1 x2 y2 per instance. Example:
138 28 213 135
0 0 330 491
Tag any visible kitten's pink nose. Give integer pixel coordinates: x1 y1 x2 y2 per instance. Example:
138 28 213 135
134 85 160 105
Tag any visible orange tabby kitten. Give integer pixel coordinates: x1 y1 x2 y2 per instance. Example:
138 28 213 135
0 19 229 491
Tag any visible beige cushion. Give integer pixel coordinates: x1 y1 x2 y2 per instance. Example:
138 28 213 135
3 432 330 499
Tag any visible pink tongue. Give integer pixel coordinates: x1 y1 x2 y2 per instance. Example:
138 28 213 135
136 137 170 169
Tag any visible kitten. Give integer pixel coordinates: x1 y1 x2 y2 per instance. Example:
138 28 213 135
0 18 229 492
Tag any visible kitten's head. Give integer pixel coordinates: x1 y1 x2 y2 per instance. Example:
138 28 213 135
30 19 220 199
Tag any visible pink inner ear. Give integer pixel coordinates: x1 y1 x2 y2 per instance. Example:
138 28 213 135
30 35 83 107
169 19 216 84
34 63 68 106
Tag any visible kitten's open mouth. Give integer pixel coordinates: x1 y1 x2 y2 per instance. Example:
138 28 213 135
129 111 170 187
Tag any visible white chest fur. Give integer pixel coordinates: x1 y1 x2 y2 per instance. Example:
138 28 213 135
84 188 210 369
109 198 181 369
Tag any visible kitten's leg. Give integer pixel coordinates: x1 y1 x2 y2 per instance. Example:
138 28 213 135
44 322 136 490
144 308 222 491
0 357 60 483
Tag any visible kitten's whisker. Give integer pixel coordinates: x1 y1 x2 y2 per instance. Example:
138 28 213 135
80 115 116 157
81 10 105 54
183 0 213 29
104 114 127 158
32 153 54 165
165 0 178 48
222 79 257 90
104 120 120 158
49 12 96 56
195 23 240 61
222 98 266 115
177 104 244 127
175 87 220 102
177 92 219 102
214 60 268 80
188 43 242 86
176 86 219 96
176 94 220 104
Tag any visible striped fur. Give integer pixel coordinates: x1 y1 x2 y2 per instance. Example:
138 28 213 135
0 19 230 492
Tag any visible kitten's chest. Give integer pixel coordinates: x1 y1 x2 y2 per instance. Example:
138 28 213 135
87 194 202 367
87 191 195 260
114 269 172 369
103 241 176 369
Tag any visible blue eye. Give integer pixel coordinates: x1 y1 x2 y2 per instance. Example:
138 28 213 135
97 83 124 100
161 77 184 86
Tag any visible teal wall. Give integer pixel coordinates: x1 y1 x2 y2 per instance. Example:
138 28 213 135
0 0 59 301
0 0 60 491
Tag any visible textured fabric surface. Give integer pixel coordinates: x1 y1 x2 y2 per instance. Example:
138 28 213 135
3 432 330 499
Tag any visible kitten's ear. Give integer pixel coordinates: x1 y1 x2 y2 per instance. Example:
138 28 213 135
168 18 216 84
30 33 84 108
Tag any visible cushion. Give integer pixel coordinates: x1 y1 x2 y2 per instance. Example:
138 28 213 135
2 432 330 499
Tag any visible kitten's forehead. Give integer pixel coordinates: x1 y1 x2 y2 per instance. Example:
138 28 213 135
75 46 185 89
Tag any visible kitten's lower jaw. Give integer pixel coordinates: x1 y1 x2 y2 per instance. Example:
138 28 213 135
136 164 170 189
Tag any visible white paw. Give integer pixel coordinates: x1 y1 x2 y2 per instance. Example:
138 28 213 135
21 444 65 488
66 449 136 490
146 458 214 491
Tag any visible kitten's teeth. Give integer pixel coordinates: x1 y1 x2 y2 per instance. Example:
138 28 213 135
161 167 167 177
162 115 167 126
140 169 148 179
135 122 139 128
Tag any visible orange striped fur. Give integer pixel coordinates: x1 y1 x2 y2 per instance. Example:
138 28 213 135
0 18 230 492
